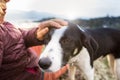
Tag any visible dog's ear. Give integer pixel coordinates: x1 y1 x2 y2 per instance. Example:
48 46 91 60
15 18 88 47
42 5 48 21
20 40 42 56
83 35 98 54
83 34 98 67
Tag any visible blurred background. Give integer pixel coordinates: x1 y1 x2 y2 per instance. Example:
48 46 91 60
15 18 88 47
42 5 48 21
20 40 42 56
5 0 119 79
5 0 120 29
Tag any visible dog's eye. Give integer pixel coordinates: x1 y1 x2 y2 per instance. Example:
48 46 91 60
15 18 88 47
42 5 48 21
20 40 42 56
60 37 71 45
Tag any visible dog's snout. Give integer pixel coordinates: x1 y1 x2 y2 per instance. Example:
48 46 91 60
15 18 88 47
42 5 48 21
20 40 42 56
39 57 51 70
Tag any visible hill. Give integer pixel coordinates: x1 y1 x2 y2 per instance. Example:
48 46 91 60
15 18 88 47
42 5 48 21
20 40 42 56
71 16 120 28
5 10 59 22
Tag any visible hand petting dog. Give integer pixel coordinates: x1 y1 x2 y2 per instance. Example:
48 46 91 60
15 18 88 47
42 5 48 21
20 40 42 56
36 19 68 40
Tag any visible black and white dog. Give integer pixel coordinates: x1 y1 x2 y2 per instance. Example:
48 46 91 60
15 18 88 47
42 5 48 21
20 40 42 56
39 23 120 80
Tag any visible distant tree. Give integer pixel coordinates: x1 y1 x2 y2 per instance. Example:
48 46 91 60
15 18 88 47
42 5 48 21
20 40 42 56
72 16 120 29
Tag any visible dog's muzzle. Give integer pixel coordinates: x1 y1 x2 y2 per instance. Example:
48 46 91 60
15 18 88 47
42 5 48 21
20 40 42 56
39 57 52 70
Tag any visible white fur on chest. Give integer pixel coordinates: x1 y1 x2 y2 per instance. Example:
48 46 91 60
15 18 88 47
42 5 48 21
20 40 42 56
69 47 94 80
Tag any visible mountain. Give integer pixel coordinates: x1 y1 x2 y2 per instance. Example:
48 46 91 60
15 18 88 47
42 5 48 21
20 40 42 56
5 10 59 22
71 16 120 28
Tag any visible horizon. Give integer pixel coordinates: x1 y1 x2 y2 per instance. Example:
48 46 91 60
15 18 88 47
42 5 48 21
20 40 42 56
5 10 120 21
6 0 120 20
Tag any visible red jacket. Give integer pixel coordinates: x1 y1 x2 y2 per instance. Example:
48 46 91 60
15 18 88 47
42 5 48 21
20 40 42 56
0 22 44 80
0 22 68 80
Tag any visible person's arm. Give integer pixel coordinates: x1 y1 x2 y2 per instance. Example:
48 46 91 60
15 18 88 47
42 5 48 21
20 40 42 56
44 64 69 80
20 19 68 48
20 28 44 48
54 64 69 79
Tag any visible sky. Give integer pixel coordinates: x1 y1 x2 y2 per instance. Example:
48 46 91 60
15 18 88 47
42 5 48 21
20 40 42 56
7 0 120 19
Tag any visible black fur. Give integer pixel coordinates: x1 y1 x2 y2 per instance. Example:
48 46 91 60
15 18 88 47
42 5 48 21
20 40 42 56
43 22 120 67
85 28 120 59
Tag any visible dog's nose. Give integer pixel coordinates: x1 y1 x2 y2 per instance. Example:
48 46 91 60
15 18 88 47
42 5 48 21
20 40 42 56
39 57 51 70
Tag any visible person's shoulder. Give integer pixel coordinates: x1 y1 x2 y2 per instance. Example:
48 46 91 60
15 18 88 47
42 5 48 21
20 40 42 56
3 21 16 28
3 21 13 25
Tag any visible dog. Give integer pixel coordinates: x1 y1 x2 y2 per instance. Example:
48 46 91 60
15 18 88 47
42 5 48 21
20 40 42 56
39 23 120 80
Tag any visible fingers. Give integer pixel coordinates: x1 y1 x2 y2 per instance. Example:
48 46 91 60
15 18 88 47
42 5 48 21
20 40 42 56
36 19 68 40
36 27 49 40
39 19 68 29
39 20 62 29
37 27 49 40
51 19 68 26
66 64 70 69
37 20 59 40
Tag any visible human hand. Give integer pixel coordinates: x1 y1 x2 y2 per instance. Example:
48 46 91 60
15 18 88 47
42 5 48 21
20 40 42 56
36 19 68 40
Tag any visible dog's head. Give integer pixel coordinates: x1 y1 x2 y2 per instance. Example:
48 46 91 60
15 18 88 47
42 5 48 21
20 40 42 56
39 23 98 72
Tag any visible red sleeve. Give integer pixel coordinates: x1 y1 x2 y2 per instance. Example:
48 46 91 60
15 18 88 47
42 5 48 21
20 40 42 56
31 46 43 56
